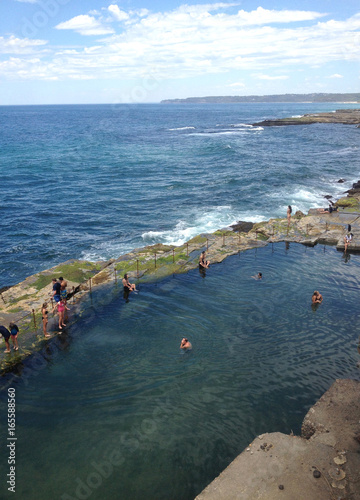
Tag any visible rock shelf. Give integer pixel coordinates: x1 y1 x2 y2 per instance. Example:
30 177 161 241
253 108 360 127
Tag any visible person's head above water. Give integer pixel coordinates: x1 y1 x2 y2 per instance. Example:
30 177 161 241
180 337 192 349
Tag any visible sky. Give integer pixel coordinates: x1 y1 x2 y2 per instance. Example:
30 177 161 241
0 0 359 104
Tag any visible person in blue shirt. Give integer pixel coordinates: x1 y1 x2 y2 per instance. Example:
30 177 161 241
52 278 61 303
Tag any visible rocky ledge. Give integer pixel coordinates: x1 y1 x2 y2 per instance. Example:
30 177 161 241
253 108 360 127
196 379 360 500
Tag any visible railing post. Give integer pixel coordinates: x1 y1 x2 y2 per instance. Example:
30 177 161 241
32 309 37 330
155 253 157 269
114 267 117 283
206 239 209 251
72 286 75 303
223 234 225 246
173 248 175 263
89 277 92 292
256 230 258 240
137 259 139 277
186 243 188 257
0 293 5 304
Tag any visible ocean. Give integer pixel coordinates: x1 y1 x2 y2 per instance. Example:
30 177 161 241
1 102 359 287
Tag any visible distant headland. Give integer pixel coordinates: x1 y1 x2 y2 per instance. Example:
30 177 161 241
161 93 360 104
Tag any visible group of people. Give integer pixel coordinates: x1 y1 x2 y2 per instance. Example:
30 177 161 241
40 277 71 337
51 277 70 332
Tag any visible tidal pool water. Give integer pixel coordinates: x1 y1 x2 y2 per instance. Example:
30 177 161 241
0 243 359 500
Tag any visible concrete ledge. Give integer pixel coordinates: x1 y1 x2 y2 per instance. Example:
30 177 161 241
196 379 360 500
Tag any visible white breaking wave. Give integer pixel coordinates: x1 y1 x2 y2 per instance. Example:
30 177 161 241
189 127 263 137
141 206 264 247
168 126 196 131
231 123 254 128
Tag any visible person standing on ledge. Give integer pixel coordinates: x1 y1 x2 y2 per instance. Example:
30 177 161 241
312 290 323 304
59 276 68 301
57 298 70 330
287 205 292 226
52 277 61 303
0 325 11 353
41 302 51 337
9 322 19 351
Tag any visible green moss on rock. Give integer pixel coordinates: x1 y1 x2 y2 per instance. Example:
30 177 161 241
213 230 234 236
32 261 101 290
335 197 359 208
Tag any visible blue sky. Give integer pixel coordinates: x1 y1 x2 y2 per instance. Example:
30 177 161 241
1 0 359 104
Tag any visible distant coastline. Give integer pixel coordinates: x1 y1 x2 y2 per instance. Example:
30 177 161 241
161 92 360 104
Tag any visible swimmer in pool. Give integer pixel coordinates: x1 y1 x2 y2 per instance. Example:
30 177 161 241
251 272 262 280
180 338 192 350
312 290 323 304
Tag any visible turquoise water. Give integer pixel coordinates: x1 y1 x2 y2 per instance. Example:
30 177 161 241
1 102 360 286
0 243 359 499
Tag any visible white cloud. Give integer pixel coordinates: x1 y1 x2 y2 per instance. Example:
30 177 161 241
235 6 325 25
2 4 360 86
13 0 39 3
55 15 114 36
328 73 344 78
108 5 129 21
0 35 47 54
254 74 289 80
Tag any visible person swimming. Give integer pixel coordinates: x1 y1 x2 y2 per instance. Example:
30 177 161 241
180 338 192 350
312 290 323 304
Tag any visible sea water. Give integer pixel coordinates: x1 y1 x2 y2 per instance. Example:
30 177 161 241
1 102 360 287
0 243 359 499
